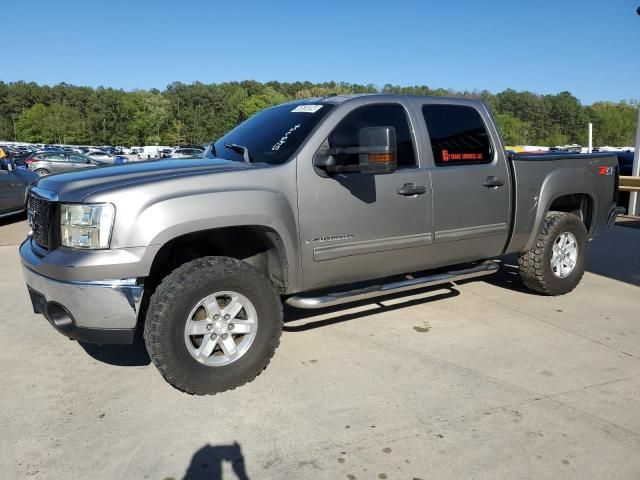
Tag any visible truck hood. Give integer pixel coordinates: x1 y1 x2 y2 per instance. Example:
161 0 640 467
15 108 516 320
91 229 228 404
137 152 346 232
33 158 258 202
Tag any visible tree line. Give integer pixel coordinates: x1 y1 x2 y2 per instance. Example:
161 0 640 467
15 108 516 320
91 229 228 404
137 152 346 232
0 80 637 147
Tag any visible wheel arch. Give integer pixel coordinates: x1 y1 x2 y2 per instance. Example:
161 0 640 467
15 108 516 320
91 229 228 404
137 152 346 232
145 225 290 297
523 169 598 251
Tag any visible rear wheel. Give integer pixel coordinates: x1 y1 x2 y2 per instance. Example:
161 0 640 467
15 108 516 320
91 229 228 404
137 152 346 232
518 212 587 295
144 256 283 395
35 169 49 176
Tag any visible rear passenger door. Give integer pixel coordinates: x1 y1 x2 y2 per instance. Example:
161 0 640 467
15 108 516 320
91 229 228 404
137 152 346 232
419 102 511 265
44 153 68 172
68 154 92 169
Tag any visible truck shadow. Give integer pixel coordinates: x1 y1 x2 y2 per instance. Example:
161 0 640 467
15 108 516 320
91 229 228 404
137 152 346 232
283 286 459 332
78 334 151 366
476 256 542 295
475 224 640 292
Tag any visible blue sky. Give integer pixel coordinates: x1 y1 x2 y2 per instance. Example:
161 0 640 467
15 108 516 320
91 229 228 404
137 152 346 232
2 0 639 105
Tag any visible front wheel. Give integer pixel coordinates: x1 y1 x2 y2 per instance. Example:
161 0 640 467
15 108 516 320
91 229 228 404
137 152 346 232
518 212 588 295
144 256 283 395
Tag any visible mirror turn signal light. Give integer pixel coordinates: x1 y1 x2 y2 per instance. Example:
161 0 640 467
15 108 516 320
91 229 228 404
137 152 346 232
368 152 397 164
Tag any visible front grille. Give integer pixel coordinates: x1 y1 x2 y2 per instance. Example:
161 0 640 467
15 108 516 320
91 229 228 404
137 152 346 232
29 195 51 249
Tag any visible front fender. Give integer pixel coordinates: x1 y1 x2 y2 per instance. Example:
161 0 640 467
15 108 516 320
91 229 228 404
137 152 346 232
127 189 301 289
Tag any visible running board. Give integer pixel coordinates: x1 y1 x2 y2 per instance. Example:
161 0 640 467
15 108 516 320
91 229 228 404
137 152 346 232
285 260 499 309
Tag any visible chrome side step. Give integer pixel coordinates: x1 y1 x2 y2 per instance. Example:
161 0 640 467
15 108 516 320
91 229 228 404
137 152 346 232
285 260 499 309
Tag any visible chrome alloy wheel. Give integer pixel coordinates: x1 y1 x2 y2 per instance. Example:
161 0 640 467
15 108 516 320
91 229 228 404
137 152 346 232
184 291 258 366
550 232 578 278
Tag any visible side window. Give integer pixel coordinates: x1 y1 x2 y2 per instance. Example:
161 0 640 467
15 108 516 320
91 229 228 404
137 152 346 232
69 154 87 163
328 104 416 168
422 104 493 166
47 153 66 162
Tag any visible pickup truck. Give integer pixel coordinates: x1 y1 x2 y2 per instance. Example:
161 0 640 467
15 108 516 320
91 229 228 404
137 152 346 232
20 95 620 395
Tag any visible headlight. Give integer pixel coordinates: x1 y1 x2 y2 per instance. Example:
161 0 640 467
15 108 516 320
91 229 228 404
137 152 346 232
60 203 115 249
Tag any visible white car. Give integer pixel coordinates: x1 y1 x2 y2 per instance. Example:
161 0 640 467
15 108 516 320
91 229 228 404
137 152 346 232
86 150 127 164
169 147 204 159
138 146 160 160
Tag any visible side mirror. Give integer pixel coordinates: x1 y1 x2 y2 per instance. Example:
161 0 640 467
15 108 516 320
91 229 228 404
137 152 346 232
313 126 398 175
6 161 16 172
358 126 397 175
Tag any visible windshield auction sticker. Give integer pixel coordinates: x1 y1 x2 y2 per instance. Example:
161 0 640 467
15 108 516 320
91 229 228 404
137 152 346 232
291 105 323 113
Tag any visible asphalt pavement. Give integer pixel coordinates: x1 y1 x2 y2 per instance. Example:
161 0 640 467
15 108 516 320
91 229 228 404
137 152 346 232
1 217 639 480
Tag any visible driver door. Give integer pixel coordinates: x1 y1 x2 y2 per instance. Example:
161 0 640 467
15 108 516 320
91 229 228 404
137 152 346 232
297 102 432 291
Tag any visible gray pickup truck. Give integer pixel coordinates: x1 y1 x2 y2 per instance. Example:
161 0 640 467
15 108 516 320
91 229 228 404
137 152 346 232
20 95 620 395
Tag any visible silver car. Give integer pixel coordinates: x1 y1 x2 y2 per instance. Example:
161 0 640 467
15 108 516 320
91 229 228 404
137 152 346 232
86 150 126 164
0 159 38 216
25 152 99 176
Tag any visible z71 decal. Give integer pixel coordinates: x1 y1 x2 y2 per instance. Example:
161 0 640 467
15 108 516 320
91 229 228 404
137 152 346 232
598 166 615 176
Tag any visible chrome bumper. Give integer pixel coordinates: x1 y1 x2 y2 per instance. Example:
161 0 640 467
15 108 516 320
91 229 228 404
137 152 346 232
22 266 144 344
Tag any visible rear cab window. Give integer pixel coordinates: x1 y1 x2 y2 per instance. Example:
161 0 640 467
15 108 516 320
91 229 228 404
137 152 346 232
421 104 494 166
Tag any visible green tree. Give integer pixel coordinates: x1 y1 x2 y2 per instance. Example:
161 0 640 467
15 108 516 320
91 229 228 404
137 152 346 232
588 102 638 146
494 114 532 145
0 79 636 149
238 87 287 120
16 103 53 142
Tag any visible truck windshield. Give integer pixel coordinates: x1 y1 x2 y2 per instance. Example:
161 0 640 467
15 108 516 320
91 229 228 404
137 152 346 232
212 103 334 164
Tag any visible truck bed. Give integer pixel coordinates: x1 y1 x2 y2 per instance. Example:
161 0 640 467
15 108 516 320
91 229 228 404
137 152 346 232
506 152 619 254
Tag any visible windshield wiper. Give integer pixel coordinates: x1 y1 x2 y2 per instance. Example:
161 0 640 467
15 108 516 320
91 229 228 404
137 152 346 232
224 143 251 163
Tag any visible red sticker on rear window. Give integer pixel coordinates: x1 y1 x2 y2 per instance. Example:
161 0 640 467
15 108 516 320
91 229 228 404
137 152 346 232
442 149 483 162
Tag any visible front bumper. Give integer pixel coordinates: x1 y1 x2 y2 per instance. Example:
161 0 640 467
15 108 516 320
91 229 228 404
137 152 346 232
22 265 144 344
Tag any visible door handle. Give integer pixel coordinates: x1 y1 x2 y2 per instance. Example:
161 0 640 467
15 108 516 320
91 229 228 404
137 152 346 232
483 176 505 188
397 183 427 196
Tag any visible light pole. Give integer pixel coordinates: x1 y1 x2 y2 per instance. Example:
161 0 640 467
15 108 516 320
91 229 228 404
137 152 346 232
630 7 640 215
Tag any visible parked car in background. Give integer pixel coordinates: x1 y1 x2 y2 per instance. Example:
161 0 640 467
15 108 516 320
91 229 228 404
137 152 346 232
139 146 160 159
611 150 635 211
0 159 38 217
7 150 33 167
614 150 635 176
178 144 205 151
41 146 63 152
86 150 127 164
169 147 204 159
25 151 103 176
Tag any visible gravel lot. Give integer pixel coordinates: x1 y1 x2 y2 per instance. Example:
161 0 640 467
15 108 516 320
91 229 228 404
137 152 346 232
1 216 639 480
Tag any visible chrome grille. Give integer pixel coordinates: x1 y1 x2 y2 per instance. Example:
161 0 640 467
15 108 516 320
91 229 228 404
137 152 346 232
28 195 51 249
